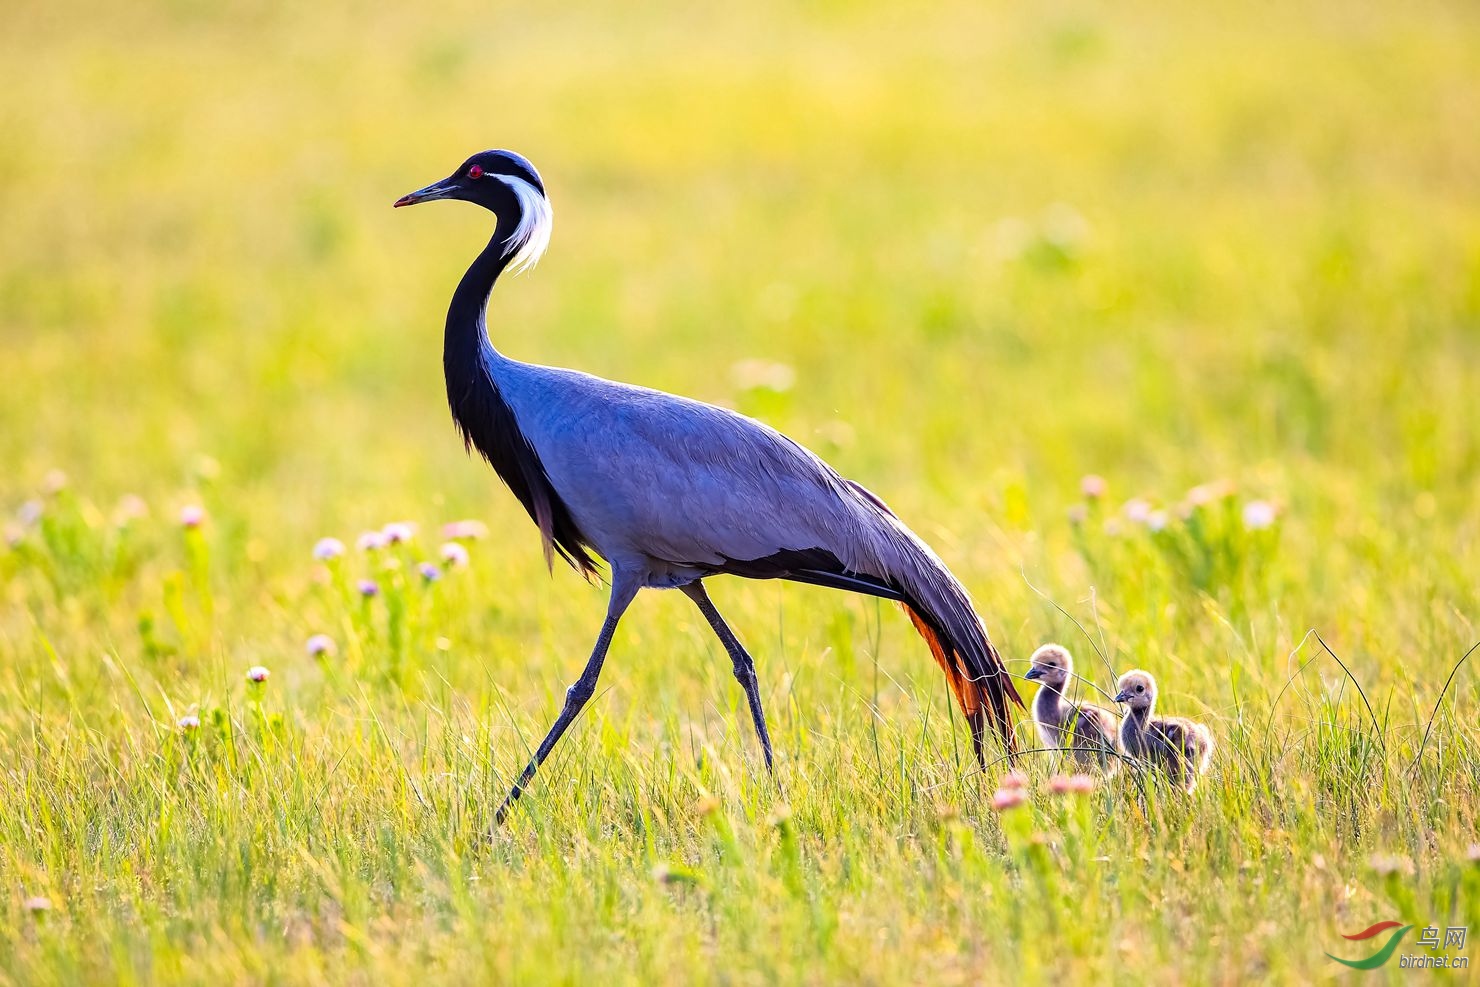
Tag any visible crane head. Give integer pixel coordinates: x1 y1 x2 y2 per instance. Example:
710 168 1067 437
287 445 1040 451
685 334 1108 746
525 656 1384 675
395 150 552 274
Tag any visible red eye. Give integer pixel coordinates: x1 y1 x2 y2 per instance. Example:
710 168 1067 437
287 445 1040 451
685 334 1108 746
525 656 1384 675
468 164 483 179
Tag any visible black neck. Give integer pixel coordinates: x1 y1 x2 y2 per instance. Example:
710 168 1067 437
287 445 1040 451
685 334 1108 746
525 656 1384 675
438 215 599 577
444 213 519 401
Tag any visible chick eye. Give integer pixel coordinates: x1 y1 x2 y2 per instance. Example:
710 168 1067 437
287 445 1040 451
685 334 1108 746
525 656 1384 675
1136 685 1144 693
468 165 484 179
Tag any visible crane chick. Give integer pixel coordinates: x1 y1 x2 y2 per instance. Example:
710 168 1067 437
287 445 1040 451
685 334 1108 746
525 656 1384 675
1113 669 1213 792
1023 644 1120 772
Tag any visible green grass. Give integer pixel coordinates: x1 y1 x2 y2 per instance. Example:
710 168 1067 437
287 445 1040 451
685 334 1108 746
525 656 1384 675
3 0 1480 983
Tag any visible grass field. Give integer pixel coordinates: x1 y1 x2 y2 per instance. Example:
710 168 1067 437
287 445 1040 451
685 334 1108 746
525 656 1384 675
3 0 1479 983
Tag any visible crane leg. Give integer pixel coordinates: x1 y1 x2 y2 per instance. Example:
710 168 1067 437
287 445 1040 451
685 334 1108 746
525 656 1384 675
681 581 775 772
495 573 640 826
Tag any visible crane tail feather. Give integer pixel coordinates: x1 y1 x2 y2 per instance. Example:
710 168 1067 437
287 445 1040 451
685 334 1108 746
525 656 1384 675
532 498 556 572
713 540 1020 759
833 478 1020 753
900 598 1019 760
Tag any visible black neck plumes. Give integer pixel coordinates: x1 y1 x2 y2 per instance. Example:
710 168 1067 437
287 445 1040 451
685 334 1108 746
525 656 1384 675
442 218 599 577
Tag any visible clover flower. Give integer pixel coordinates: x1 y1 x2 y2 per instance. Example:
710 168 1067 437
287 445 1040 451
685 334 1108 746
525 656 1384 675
113 494 149 527
1080 474 1107 499
179 505 206 529
440 542 470 567
356 530 387 552
16 500 43 526
441 519 489 540
1048 773 1097 795
1242 500 1277 531
1185 480 1233 508
313 537 346 561
246 665 270 683
381 521 416 545
991 787 1027 812
357 579 380 598
305 634 336 658
178 714 201 732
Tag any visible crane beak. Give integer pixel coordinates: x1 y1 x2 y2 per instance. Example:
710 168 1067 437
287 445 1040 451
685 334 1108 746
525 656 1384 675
1023 667 1045 681
394 177 459 208
1113 690 1132 703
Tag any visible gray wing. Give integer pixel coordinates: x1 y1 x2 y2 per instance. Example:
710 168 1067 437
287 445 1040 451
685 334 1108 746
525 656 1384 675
497 361 901 574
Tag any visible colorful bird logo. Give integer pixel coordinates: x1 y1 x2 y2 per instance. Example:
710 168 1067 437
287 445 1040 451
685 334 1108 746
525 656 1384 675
1326 921 1413 970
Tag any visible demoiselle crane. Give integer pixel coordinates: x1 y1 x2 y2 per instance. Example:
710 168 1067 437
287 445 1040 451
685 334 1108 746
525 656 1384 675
394 150 1021 821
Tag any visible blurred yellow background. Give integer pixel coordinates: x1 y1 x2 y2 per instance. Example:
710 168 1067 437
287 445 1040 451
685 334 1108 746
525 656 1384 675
5 1 1476 521
1 2 1478 983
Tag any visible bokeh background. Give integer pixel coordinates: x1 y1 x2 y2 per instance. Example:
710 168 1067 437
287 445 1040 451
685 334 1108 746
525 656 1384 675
2 1 1478 984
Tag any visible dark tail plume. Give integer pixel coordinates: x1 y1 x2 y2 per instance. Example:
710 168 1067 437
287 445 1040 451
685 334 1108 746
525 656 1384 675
836 480 1021 756
898 578 1020 765
711 489 1022 765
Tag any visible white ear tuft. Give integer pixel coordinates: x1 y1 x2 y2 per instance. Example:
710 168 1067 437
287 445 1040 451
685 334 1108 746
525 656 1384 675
496 175 553 276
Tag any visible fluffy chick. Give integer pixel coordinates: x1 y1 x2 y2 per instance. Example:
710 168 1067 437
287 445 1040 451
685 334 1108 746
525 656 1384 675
1024 644 1120 772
